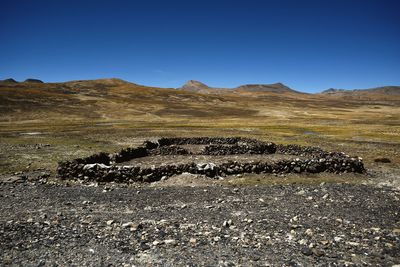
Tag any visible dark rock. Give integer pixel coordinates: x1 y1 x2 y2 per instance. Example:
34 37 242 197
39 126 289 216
202 142 276 155
143 140 158 150
139 242 150 250
312 248 325 257
374 158 391 163
301 247 313 256
150 145 189 156
114 147 147 163
294 167 301 173
277 144 324 157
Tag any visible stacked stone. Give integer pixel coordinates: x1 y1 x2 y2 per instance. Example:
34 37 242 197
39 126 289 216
112 147 147 163
276 144 325 157
57 154 364 183
149 145 190 156
158 137 254 146
202 143 276 155
57 137 365 183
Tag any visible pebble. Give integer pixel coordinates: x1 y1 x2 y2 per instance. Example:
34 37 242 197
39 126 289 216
334 236 343 242
346 241 360 246
296 190 306 195
312 248 325 257
122 222 134 228
223 219 233 227
301 247 313 256
164 239 177 246
213 236 221 242
152 240 161 246
299 239 307 245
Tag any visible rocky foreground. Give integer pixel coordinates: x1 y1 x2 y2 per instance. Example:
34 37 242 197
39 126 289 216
1 180 399 266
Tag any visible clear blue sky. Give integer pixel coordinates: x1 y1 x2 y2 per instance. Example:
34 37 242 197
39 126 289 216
1 0 399 93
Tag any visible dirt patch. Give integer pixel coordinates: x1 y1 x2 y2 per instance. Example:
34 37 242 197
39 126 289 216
118 154 300 168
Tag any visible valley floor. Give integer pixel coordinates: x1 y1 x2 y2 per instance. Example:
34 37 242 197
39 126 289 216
0 87 399 265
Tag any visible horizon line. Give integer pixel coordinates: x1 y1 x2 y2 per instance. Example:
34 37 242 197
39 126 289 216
1 76 399 94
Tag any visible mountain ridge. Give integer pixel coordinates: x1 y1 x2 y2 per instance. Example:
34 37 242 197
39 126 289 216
1 77 399 125
1 77 399 96
178 80 302 94
321 86 400 95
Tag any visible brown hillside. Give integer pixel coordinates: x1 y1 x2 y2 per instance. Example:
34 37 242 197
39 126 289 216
1 78 399 126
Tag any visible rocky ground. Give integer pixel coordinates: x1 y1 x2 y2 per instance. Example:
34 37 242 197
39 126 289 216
1 176 399 266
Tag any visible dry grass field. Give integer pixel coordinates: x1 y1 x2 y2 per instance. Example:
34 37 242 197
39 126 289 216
0 79 399 186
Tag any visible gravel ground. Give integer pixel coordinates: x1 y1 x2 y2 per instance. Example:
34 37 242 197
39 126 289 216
1 180 399 266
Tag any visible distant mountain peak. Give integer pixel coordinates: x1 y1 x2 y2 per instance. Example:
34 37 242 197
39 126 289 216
178 80 302 94
321 88 345 94
321 86 400 95
274 82 285 86
63 78 135 87
179 80 214 93
0 78 18 83
24 78 44 83
183 80 210 88
235 82 301 94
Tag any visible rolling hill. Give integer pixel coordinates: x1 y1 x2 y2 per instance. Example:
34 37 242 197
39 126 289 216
0 78 399 125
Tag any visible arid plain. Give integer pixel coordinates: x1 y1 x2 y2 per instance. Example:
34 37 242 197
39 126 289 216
1 78 399 266
1 78 399 186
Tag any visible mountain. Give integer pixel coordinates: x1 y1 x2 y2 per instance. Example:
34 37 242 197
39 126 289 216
0 78 259 121
0 78 18 83
321 88 345 94
1 78 398 97
179 80 301 94
24 78 44 83
0 78 45 84
179 80 212 93
179 80 231 94
234 83 302 94
321 86 400 95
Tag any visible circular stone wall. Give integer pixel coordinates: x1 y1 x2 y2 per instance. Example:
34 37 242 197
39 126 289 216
57 137 365 183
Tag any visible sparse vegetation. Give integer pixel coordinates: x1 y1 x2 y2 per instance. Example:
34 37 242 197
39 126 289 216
0 79 399 179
